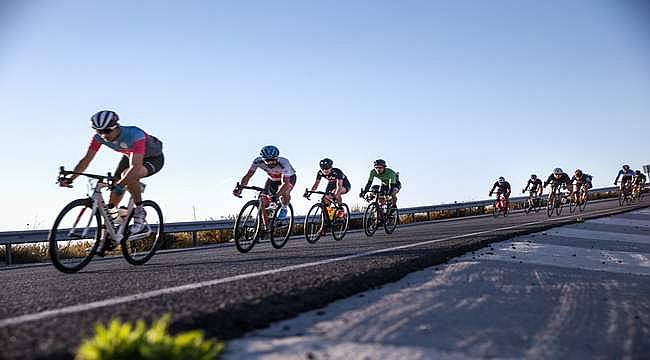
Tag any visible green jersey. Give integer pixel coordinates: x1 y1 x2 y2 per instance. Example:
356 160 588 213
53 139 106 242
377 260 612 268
368 167 398 186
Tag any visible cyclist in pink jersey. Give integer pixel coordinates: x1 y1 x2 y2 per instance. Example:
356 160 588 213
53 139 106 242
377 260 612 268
59 110 164 234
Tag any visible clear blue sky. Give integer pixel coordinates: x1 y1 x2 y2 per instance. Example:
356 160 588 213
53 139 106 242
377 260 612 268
1 0 648 230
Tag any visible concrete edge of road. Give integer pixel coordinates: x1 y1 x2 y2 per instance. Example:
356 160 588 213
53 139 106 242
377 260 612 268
0 197 622 272
166 202 650 341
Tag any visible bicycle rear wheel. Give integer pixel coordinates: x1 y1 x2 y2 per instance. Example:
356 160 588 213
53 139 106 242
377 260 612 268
332 203 350 241
304 203 325 244
121 200 164 265
363 203 379 237
234 200 261 253
49 198 101 273
270 203 294 249
383 206 399 234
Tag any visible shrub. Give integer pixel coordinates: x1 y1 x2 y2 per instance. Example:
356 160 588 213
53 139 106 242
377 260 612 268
76 315 224 360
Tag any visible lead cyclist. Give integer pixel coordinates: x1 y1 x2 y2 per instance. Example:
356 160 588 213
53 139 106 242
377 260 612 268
59 110 164 236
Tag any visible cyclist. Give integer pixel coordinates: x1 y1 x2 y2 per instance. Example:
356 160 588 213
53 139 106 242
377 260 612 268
233 145 296 221
571 169 593 202
544 168 572 201
522 174 543 210
59 110 164 235
306 158 351 206
633 170 647 195
489 177 511 199
360 159 401 208
614 164 635 193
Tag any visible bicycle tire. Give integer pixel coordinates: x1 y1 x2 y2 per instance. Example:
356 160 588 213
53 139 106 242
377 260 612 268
363 202 379 237
49 198 101 273
384 206 399 234
492 202 499 218
547 196 555 217
332 203 350 241
304 203 325 244
234 200 261 253
121 200 164 265
270 203 294 249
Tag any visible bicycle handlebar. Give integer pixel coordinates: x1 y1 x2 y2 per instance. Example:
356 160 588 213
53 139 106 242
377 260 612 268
58 166 116 188
233 183 266 198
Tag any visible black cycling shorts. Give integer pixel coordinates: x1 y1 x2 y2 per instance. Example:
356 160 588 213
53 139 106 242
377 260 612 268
380 182 402 195
115 154 165 178
265 175 297 195
325 182 349 194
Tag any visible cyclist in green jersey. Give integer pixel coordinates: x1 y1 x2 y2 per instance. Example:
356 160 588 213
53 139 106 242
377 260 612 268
359 159 401 207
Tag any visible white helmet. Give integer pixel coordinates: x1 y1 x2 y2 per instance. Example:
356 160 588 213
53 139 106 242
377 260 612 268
91 110 119 130
553 168 563 175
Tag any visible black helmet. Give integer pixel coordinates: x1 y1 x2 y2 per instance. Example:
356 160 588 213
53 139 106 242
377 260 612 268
575 169 583 177
636 170 642 175
623 164 630 170
531 174 537 178
319 158 333 169
374 159 386 167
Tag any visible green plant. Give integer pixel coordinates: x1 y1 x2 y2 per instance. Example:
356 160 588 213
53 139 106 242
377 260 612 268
76 315 224 360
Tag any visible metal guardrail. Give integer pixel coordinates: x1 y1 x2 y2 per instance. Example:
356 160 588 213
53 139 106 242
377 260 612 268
0 186 622 265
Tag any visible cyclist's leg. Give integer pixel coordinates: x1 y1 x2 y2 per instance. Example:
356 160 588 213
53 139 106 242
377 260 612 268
324 182 337 207
335 185 348 205
390 182 401 208
278 175 296 206
108 156 130 207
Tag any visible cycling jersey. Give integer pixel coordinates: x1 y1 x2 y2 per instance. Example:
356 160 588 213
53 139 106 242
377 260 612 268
634 174 647 185
364 168 400 192
618 169 635 178
524 179 542 192
89 126 163 158
316 168 351 190
249 157 296 181
544 173 571 187
491 181 511 194
572 174 593 182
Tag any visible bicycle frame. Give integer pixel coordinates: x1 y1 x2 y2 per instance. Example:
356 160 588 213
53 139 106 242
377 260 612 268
304 190 343 222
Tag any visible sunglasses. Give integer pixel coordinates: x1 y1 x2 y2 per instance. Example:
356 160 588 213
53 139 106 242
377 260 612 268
264 158 278 164
374 166 385 170
96 125 118 135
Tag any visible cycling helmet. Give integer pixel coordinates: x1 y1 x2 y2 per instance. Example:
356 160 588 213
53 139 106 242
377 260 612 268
374 159 386 167
260 145 279 159
91 110 119 130
636 170 642 175
623 164 630 170
531 174 537 178
575 169 583 177
498 177 505 183
553 168 563 175
319 158 333 169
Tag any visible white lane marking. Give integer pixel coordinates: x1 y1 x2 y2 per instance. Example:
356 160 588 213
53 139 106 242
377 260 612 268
538 228 650 244
476 241 650 276
587 217 650 228
0 207 636 328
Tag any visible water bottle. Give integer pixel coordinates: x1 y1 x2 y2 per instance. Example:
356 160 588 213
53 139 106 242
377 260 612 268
326 206 335 220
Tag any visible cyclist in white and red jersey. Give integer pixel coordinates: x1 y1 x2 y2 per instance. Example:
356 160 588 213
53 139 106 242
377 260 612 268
59 110 164 234
233 145 296 220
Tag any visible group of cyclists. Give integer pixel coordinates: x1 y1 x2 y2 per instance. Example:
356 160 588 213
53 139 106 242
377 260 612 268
60 110 646 235
489 165 647 212
60 111 402 235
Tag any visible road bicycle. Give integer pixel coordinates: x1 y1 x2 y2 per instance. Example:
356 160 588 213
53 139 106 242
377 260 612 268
233 183 294 253
569 183 589 213
523 190 541 214
546 184 567 217
361 185 399 237
491 193 509 217
303 189 350 243
632 183 645 202
618 182 633 206
49 167 164 273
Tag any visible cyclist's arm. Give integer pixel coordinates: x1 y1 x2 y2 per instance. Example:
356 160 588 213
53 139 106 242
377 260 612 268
489 183 497 195
363 170 375 192
614 172 621 184
523 181 530 192
310 177 321 191
70 147 98 181
239 170 255 187
335 178 343 192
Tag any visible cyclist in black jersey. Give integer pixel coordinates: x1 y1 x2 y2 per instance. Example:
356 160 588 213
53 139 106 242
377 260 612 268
544 168 572 202
614 164 635 192
489 177 511 199
522 174 543 196
571 169 593 190
306 158 351 205
633 170 647 195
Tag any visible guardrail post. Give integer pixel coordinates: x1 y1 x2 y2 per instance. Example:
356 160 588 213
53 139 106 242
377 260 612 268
5 244 12 265
192 231 198 247
427 212 431 221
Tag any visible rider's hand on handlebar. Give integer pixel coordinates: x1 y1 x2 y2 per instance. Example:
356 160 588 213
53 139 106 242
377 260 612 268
232 186 242 197
359 191 366 198
58 177 73 188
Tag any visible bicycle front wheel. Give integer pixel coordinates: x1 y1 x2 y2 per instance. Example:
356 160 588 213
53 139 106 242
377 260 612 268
383 206 399 234
618 191 625 206
546 196 555 217
234 200 261 253
121 200 164 265
569 196 577 214
332 203 351 240
270 203 294 249
304 203 325 244
363 203 379 237
49 198 101 273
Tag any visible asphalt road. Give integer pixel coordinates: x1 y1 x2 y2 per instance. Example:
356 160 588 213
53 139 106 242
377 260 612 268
0 197 648 359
